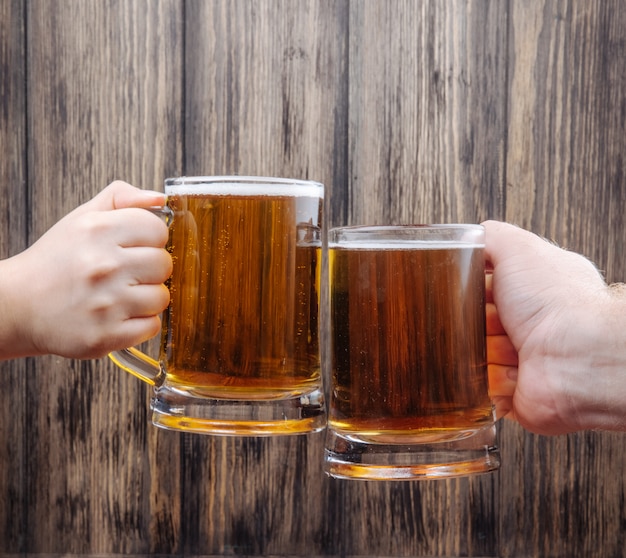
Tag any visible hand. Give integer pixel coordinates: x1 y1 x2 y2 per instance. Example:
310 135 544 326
0 181 172 360
484 220 626 435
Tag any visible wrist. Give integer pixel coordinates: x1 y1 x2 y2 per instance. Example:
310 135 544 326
0 253 41 360
565 286 626 432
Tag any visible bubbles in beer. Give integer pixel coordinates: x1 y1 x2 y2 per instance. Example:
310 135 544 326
161 188 323 400
328 243 492 442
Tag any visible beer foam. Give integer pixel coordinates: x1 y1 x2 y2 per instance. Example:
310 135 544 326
329 241 484 249
165 177 324 198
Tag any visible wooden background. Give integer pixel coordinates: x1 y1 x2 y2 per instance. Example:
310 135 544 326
1 0 625 556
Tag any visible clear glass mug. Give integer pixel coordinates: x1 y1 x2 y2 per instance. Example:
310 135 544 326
110 176 326 436
324 225 500 479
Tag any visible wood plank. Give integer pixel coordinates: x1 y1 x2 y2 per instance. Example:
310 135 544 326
183 1 348 554
184 1 506 556
501 1 626 556
2 0 625 555
0 0 27 553
24 0 183 553
348 0 507 227
184 0 350 228
341 3 506 555
505 1 625 256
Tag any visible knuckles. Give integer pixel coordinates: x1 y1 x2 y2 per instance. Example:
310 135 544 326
76 302 164 360
80 252 124 286
74 206 169 248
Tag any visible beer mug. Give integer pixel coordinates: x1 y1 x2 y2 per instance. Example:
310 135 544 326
110 176 326 436
324 225 500 479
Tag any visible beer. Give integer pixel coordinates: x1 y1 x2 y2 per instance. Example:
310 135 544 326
329 239 492 444
161 184 323 400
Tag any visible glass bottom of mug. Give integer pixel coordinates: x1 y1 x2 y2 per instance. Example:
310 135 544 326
324 425 500 480
150 384 326 436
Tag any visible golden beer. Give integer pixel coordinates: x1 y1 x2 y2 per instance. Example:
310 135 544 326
329 242 492 443
109 176 326 436
325 225 499 478
162 185 323 401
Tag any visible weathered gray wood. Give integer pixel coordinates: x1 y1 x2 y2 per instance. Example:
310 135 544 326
182 1 348 554
180 1 506 556
500 2 626 556
1 0 626 556
348 0 507 227
23 0 183 553
0 0 27 553
184 0 351 228
324 1 506 556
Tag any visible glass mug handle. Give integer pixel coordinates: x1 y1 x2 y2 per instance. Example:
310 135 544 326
109 347 161 386
108 204 173 387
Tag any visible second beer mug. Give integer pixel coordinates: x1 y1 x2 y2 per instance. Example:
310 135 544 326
110 176 326 436
324 225 500 479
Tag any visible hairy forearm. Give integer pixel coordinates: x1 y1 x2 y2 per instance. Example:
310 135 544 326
484 220 626 435
572 285 626 431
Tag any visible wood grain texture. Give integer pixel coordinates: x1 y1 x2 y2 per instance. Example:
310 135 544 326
500 2 626 557
0 0 27 552
1 0 626 556
506 0 626 266
23 0 183 554
184 0 350 228
182 2 348 554
348 0 507 227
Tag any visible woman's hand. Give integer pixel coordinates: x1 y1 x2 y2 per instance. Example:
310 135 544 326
0 181 172 360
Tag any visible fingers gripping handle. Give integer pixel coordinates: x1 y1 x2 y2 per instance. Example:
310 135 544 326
149 204 174 226
108 204 172 385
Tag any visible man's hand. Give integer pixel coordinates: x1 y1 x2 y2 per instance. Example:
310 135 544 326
484 220 626 435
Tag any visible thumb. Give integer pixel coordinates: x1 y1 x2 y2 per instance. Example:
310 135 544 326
481 220 541 269
81 180 166 213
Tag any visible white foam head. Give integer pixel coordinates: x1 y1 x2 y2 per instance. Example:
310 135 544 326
165 176 324 198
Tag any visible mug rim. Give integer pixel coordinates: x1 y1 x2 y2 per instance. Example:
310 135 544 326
164 175 324 196
329 224 484 232
328 224 485 246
